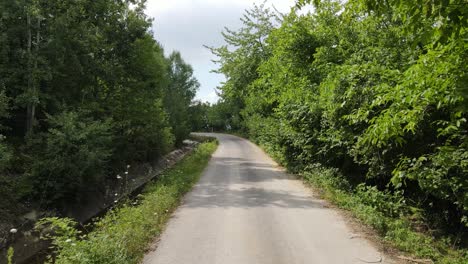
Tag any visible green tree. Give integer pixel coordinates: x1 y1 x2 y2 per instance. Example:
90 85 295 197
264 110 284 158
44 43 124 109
31 112 113 206
212 0 467 235
0 0 199 212
206 2 280 132
164 51 199 146
189 101 210 132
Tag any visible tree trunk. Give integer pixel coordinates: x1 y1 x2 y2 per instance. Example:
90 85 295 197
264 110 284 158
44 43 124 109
26 12 33 136
26 12 40 136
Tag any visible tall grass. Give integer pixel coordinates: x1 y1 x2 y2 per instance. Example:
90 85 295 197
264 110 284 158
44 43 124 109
301 164 468 264
35 141 217 264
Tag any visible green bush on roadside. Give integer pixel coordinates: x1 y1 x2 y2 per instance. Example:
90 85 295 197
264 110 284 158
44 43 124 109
34 141 217 264
31 111 114 206
301 163 468 263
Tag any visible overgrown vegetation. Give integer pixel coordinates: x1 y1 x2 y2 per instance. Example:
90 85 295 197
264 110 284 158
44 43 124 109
303 164 467 263
0 0 198 219
189 100 242 132
202 0 468 262
35 140 217 264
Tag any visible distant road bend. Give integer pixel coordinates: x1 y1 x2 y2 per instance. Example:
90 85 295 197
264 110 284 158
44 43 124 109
143 133 392 264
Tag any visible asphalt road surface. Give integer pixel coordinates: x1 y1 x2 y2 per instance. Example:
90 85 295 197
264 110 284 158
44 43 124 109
143 133 391 264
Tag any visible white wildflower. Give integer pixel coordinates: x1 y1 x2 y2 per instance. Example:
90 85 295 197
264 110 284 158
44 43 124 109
124 171 128 175
10 228 17 234
331 44 337 48
116 175 122 179
127 165 131 169
114 193 118 196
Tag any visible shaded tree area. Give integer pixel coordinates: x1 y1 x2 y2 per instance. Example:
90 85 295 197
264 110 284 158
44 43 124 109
0 0 198 219
189 100 239 132
209 0 467 258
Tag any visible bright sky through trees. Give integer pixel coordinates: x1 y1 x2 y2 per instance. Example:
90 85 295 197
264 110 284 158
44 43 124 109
145 0 310 103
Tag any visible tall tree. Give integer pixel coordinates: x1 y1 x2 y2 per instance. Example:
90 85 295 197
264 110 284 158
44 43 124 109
206 2 280 131
163 51 199 146
0 0 200 210
211 0 467 237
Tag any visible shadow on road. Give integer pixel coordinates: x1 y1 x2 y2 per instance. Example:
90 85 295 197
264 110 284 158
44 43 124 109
181 157 325 210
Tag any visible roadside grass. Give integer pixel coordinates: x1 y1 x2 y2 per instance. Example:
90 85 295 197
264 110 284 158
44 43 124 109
34 140 218 264
244 137 468 264
301 164 468 264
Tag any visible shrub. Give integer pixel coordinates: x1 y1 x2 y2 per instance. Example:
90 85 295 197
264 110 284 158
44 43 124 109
355 184 407 218
31 111 113 206
300 163 467 263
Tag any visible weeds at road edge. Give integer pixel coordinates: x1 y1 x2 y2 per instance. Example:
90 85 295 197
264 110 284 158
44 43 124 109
34 140 218 264
245 137 468 263
301 164 468 264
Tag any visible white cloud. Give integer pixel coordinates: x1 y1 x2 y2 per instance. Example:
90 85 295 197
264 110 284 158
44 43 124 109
195 89 219 104
144 0 312 104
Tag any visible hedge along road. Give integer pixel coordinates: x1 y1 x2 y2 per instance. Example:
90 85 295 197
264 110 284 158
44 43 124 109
143 133 391 264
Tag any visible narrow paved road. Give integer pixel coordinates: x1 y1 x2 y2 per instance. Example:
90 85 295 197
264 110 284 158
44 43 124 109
143 133 391 264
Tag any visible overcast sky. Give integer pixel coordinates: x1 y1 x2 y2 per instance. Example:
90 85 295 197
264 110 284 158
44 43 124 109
145 0 305 104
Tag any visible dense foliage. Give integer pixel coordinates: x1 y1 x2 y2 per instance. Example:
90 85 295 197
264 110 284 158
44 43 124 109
0 0 198 215
209 0 467 258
